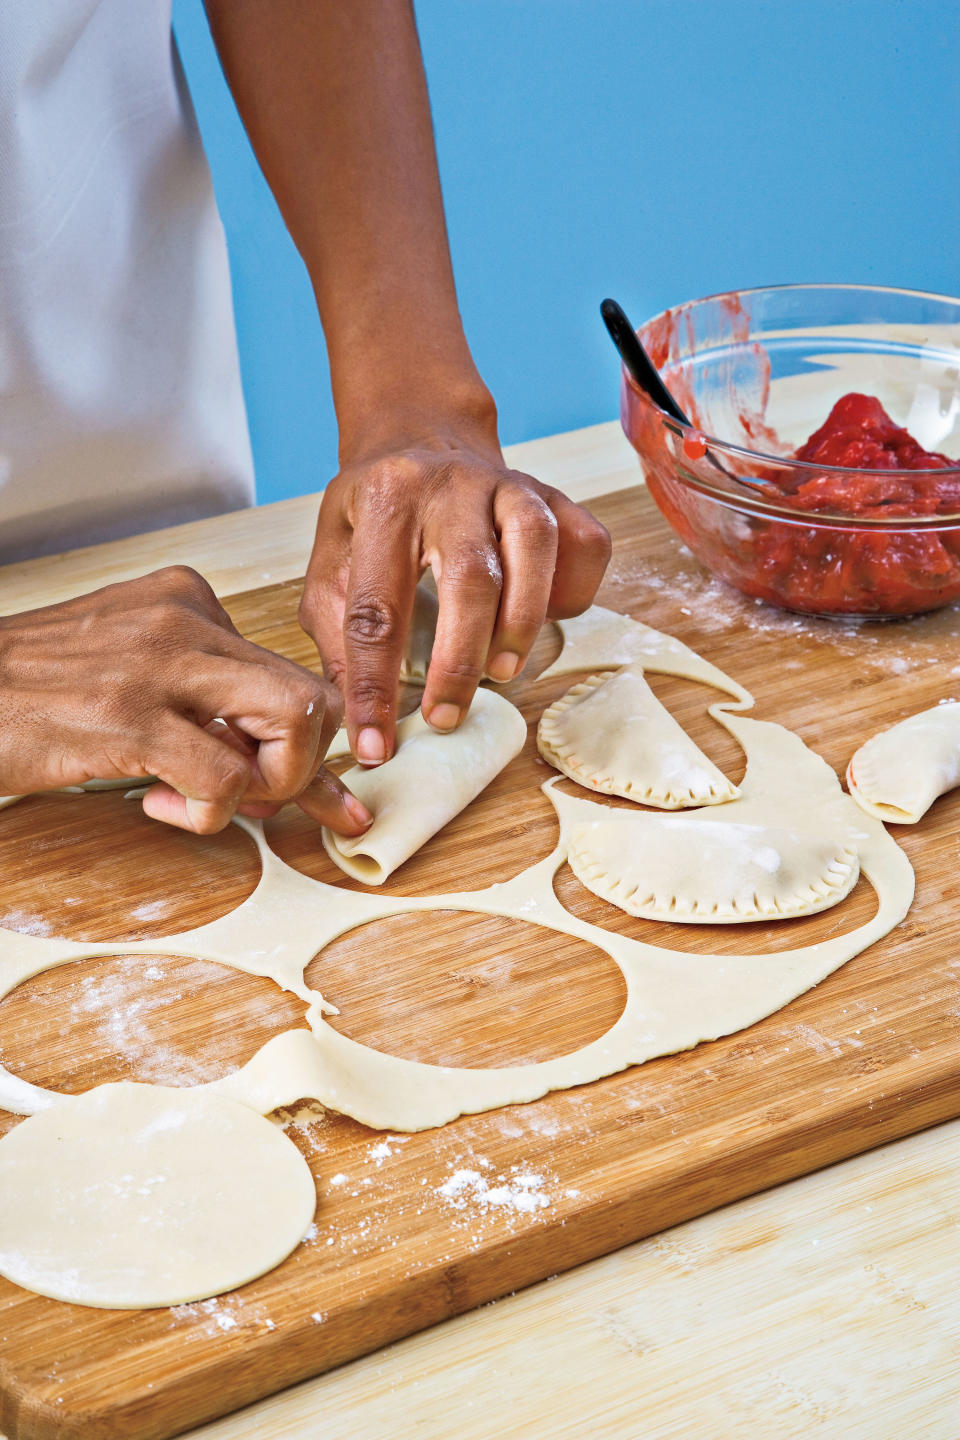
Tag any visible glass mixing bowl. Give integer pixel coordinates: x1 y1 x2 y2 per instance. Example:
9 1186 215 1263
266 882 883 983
620 284 960 617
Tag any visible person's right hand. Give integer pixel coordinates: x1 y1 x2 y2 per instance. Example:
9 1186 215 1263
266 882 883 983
0 565 372 837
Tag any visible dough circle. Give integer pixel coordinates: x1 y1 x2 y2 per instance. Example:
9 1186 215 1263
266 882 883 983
0 1082 317 1308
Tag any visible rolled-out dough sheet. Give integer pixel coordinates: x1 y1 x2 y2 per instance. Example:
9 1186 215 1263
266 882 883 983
0 613 913 1135
0 604 916 1307
537 604 751 703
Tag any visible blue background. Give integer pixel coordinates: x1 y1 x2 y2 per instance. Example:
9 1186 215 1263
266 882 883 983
173 0 960 505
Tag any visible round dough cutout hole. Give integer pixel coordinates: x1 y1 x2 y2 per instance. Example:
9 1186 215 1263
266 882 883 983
0 791 261 941
307 910 627 1068
0 953 309 1098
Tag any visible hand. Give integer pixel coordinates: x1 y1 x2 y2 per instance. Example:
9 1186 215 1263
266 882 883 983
0 566 372 837
302 420 607 766
298 420 612 764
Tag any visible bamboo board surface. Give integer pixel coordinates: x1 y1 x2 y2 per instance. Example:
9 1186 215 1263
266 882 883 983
188 1118 960 1440
2 483 960 1439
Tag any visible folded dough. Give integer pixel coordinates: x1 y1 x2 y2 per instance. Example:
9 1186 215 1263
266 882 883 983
322 688 527 884
538 664 738 808
847 702 960 824
566 809 859 922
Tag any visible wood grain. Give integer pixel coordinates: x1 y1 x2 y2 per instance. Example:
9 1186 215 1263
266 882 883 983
186 1118 960 1440
3 483 960 1440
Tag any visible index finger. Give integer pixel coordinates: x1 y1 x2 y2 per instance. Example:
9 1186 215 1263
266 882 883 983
340 506 420 765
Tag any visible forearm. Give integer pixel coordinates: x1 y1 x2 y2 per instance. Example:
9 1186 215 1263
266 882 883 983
205 0 611 757
204 0 496 461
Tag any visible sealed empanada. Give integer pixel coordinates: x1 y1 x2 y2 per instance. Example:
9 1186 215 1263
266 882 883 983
847 702 960 824
538 665 738 808
566 809 859 923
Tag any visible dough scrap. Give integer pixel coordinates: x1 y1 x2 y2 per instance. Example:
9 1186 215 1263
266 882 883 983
207 738 910 1132
0 604 917 1307
322 687 527 884
538 664 738 807
538 605 751 703
0 1082 316 1308
847 701 960 823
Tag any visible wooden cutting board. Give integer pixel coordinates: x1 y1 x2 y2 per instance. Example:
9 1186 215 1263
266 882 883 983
2 484 960 1440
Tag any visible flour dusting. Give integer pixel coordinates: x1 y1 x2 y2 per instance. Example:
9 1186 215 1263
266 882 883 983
366 1134 410 1167
131 899 171 923
610 533 960 677
61 957 233 1086
168 1294 278 1337
0 909 54 937
435 1165 552 1216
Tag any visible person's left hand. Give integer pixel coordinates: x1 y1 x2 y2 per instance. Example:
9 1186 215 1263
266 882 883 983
298 419 611 766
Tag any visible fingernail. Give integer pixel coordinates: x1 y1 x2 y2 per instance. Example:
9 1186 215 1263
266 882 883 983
428 703 461 732
356 726 386 765
486 651 520 683
344 792 373 827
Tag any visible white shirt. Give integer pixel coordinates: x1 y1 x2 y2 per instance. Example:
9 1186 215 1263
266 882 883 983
0 0 255 566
